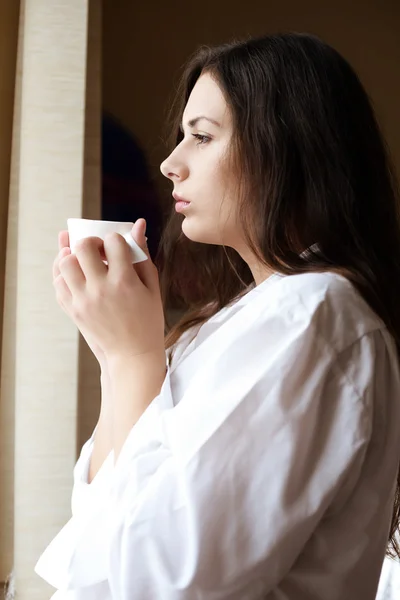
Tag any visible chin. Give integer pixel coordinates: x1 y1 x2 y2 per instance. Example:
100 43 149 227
181 218 221 246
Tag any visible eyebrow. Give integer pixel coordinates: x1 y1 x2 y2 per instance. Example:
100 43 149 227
179 116 221 132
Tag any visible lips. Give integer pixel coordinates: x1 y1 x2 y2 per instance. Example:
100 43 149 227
173 192 190 204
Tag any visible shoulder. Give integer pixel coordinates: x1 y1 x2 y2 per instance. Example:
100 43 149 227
261 271 385 354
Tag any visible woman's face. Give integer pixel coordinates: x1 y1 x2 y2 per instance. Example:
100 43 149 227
160 73 242 248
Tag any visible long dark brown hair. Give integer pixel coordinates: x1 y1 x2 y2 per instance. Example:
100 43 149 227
154 32 400 557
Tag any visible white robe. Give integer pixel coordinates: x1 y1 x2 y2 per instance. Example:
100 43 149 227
35 271 400 599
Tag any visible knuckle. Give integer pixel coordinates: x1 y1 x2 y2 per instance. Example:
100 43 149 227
53 273 62 287
75 238 92 252
114 273 131 291
70 302 83 320
91 287 105 304
113 279 126 294
105 232 121 245
52 252 63 274
59 253 77 270
71 296 92 320
58 257 68 271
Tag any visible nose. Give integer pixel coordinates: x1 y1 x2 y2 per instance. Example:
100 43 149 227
160 149 189 182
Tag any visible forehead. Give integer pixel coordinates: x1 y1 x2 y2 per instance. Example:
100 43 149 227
182 73 230 126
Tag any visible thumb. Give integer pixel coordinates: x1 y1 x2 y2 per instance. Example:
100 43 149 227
136 218 148 247
131 219 158 289
131 218 149 256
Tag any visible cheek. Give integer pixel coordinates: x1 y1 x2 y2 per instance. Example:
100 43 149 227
201 165 237 228
180 151 238 244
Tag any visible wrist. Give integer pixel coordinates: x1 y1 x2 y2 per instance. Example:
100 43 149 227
107 352 167 401
107 349 166 374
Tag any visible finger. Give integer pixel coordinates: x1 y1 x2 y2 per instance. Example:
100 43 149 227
58 230 70 252
74 236 108 280
59 253 86 295
104 232 135 281
53 272 73 312
129 219 159 291
53 247 71 280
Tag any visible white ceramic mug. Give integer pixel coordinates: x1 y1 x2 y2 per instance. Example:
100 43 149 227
67 218 148 264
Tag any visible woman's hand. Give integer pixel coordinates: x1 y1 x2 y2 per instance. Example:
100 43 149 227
53 230 107 370
53 219 165 363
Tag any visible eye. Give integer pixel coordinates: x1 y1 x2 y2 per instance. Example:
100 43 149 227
191 133 211 145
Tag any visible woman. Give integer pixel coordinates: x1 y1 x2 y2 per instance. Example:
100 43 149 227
36 33 400 599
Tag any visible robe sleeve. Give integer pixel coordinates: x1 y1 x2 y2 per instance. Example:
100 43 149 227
35 352 174 591
36 299 375 597
70 429 114 518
